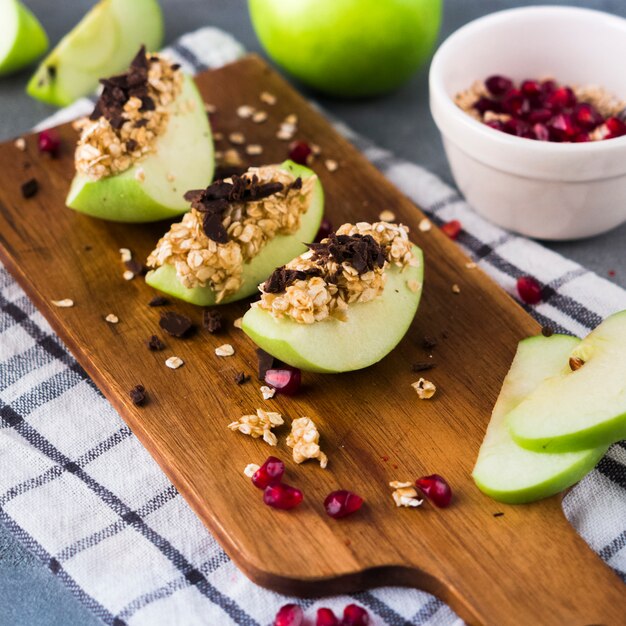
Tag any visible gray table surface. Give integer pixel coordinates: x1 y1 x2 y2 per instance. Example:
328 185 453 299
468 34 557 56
1 1 625 624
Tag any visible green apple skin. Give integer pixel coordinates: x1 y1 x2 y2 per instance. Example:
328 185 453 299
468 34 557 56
145 161 324 305
66 75 213 223
508 310 626 453
473 335 607 505
248 0 442 98
242 245 424 373
27 0 163 106
0 0 48 76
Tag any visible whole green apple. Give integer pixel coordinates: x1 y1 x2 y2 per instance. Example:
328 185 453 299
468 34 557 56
248 0 442 97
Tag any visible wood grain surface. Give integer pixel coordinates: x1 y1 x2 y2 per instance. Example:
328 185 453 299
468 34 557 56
0 55 624 626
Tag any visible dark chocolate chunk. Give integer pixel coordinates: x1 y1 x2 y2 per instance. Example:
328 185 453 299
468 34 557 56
263 266 322 294
159 311 194 338
422 336 438 350
129 384 147 406
147 335 165 351
126 138 138 152
412 361 436 373
308 233 385 275
203 309 223 334
21 178 39 198
541 326 554 337
124 259 147 276
257 348 275 380
493 512 504 517
171 63 181 71
235 371 250 385
148 295 169 307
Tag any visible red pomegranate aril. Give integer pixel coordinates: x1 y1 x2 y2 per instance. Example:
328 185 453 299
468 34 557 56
251 456 285 489
605 117 626 137
573 133 591 143
316 607 339 626
548 113 578 140
415 474 452 508
485 75 513 97
501 89 527 116
265 367 302 395
314 218 333 243
520 79 541 99
485 120 505 132
546 86 576 111
324 490 364 519
274 603 304 626
541 79 557 95
516 275 542 305
503 118 528 137
532 123 549 141
264 483 303 510
473 96 500 115
288 140 312 166
527 108 552 124
37 129 61 156
573 103 603 130
342 604 370 626
440 219 462 240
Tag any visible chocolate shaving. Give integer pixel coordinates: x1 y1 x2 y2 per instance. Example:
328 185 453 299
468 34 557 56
308 233 385 275
159 311 194 338
147 335 165 351
183 174 288 243
235 372 250 385
541 326 554 337
148 296 169 307
493 512 504 517
422 336 438 351
126 138 138 152
412 361 436 373
129 384 147 406
124 259 147 276
21 178 39 198
203 309 223 334
262 266 321 294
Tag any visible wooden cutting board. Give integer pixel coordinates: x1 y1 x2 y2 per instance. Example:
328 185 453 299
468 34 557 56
0 55 624 626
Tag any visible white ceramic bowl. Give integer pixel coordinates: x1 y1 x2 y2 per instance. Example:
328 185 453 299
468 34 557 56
429 6 626 240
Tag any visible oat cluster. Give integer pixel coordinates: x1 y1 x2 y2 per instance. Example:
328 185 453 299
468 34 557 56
286 417 328 468
228 408 285 446
74 53 183 180
147 165 316 302
256 221 417 324
389 481 423 508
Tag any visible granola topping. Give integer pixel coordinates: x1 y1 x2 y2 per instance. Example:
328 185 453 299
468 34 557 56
228 408 284 446
74 47 183 180
255 221 416 324
147 165 317 302
286 417 328 468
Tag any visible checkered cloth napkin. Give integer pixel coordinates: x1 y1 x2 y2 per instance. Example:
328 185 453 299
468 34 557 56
3 27 626 626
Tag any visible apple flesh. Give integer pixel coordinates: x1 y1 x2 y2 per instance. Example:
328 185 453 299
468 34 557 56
0 0 48 76
242 245 423 373
66 74 214 222
248 0 442 98
27 0 163 106
508 310 626 452
145 161 324 306
473 335 607 504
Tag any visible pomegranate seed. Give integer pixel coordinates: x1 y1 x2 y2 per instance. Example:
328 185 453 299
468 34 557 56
314 218 333 243
546 86 576 111
573 103 603 130
501 89 527 116
288 141 312 166
532 123 549 141
485 75 513 97
274 604 304 626
251 456 285 489
516 276 542 304
605 117 626 137
415 474 453 508
37 129 61 156
265 367 302 395
473 97 500 115
548 113 578 140
485 120 505 132
324 490 364 519
573 133 591 143
520 79 541 99
541 79 557 95
342 604 370 626
264 483 303 510
503 118 529 137
440 220 461 240
527 108 552 124
317 607 339 626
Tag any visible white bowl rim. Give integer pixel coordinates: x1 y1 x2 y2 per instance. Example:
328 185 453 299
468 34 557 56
429 5 626 157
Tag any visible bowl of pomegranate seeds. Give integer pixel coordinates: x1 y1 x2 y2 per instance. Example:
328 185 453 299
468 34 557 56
429 6 626 239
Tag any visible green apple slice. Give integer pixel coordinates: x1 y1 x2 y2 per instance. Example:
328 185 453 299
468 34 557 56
27 0 163 106
473 335 607 504
242 245 424 373
508 310 626 452
0 0 48 76
66 74 214 222
145 161 324 305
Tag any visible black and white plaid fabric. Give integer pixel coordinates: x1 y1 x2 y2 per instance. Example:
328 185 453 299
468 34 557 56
2 27 625 626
